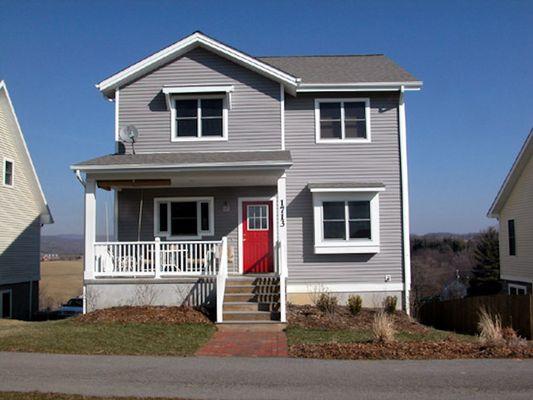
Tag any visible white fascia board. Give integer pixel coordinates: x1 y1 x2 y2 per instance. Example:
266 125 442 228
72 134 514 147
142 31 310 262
96 32 299 97
70 160 292 173
488 128 533 218
309 187 386 193
287 283 404 293
0 81 54 224
162 85 234 95
297 81 423 93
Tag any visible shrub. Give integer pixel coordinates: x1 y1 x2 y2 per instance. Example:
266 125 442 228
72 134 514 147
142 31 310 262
347 295 362 315
372 311 396 343
383 296 397 313
477 307 503 345
314 293 338 314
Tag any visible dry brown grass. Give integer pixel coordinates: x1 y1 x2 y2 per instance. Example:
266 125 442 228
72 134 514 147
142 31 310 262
477 307 503 345
40 260 83 309
372 311 396 343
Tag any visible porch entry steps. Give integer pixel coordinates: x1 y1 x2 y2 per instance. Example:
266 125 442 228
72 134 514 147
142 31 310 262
221 276 281 323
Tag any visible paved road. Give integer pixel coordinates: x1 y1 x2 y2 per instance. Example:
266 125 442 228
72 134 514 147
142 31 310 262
1 352 532 400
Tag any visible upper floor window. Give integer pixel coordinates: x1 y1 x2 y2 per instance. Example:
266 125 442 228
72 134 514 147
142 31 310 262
170 96 228 142
508 219 516 256
3 158 14 187
314 98 371 143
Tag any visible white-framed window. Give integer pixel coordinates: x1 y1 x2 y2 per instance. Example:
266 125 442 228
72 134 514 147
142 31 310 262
154 197 214 239
314 98 371 143
311 188 383 254
0 289 12 319
247 204 269 231
3 158 14 187
170 95 228 142
508 283 527 295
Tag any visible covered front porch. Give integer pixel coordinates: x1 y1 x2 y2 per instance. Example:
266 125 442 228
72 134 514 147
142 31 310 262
71 150 291 323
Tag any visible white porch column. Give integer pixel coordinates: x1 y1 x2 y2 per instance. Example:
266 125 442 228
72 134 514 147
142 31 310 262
84 177 96 280
277 173 288 323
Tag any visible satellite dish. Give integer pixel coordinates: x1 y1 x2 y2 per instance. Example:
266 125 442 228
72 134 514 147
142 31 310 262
119 125 139 143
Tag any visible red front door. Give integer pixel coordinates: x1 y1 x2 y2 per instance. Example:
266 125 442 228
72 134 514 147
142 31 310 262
242 201 274 273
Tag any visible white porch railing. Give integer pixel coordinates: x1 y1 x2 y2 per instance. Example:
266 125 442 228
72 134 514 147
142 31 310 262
93 238 225 278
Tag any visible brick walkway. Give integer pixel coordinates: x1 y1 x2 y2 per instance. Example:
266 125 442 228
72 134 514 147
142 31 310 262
196 329 288 357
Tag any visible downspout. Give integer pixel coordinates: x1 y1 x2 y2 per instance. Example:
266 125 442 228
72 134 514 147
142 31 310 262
75 169 86 188
398 86 412 315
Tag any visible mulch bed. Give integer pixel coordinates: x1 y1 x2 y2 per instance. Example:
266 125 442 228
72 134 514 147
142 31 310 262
75 306 213 325
289 340 533 360
288 304 428 334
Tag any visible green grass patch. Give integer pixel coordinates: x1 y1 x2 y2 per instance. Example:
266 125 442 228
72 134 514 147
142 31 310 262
0 319 215 356
0 392 189 400
286 326 475 346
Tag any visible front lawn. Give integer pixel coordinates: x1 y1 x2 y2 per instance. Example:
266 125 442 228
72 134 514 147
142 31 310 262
0 315 215 356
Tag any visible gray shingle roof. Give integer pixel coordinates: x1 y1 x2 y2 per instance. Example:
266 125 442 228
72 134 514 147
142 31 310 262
72 150 292 170
258 55 419 84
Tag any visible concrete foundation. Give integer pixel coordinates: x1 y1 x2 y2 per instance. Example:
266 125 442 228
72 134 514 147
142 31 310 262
84 278 215 312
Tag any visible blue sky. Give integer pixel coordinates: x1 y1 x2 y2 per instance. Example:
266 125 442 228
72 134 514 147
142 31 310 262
0 0 531 236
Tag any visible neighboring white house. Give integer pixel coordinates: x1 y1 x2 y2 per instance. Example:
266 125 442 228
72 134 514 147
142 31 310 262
71 32 422 323
0 80 53 319
488 128 533 295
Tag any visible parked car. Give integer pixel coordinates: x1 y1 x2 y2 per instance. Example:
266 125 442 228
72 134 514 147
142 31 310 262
58 297 83 317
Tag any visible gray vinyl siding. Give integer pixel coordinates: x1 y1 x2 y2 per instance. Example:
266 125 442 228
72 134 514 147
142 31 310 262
117 186 276 271
284 92 404 285
0 91 43 286
119 47 282 153
499 154 533 283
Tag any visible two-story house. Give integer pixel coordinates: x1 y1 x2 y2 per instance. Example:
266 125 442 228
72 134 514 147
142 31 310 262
71 32 421 323
0 80 53 320
488 128 533 295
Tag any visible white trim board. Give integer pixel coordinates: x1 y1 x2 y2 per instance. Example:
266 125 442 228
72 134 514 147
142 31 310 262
287 283 403 293
97 32 299 97
0 81 53 224
501 275 533 284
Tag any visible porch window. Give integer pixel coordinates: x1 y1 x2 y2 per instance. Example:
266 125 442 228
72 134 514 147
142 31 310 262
171 96 228 141
311 187 382 254
314 98 371 143
154 197 214 239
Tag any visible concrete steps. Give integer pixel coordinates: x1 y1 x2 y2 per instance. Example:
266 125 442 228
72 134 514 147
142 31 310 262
221 276 281 323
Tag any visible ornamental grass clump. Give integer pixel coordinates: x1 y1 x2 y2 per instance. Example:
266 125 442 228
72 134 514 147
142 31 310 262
347 295 362 315
477 307 503 346
372 310 396 343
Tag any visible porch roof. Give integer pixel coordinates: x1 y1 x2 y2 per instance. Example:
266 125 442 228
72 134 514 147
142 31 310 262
71 150 292 173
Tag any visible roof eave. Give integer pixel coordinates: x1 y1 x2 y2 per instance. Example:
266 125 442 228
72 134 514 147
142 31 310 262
487 128 533 219
70 160 293 173
96 32 299 98
296 81 423 93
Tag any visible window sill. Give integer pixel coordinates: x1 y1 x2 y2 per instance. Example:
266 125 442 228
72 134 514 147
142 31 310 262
316 138 371 144
171 136 228 142
314 243 380 254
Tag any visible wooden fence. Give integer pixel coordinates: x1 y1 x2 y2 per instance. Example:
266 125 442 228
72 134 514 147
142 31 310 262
418 294 533 339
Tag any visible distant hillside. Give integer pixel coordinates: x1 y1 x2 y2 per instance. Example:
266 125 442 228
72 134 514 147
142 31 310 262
41 234 106 256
